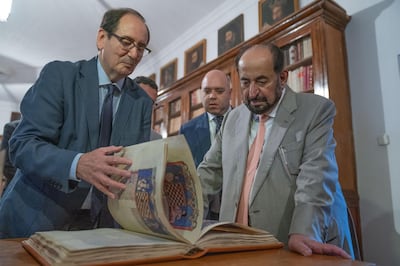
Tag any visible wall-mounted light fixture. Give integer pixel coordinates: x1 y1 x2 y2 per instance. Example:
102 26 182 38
0 0 13 22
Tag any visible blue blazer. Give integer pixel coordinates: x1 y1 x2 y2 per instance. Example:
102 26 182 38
179 113 211 167
0 57 153 238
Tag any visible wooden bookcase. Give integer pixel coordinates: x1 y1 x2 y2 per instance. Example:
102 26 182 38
153 0 361 252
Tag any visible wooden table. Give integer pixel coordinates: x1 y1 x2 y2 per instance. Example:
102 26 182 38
0 238 375 266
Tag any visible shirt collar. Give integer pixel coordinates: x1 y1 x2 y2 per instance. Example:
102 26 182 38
97 58 125 90
207 106 232 122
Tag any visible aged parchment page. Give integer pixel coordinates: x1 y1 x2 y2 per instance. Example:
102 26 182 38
108 135 203 244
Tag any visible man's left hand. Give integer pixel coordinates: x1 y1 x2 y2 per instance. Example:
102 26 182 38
288 233 352 259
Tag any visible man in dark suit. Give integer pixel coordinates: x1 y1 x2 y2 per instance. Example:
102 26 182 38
179 69 232 219
198 44 354 259
0 119 20 189
133 76 162 140
0 8 153 238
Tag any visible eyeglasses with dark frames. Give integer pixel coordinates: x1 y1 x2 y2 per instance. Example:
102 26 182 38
108 32 151 56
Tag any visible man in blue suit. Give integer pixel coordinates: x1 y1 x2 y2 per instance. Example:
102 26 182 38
179 69 232 219
0 8 153 238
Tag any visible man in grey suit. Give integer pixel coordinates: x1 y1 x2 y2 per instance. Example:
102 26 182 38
133 76 162 140
198 44 354 259
0 8 153 238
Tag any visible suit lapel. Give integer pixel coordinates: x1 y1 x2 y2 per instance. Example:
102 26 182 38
233 107 253 201
250 88 297 205
79 57 100 150
197 113 211 148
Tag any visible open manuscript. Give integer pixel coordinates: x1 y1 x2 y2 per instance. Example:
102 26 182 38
22 135 283 265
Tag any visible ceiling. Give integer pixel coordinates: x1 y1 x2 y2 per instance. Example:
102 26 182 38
0 0 226 104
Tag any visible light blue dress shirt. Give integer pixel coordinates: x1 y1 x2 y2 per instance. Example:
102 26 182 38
68 58 125 181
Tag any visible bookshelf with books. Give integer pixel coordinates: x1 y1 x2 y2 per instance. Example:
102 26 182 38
282 36 314 93
153 0 361 253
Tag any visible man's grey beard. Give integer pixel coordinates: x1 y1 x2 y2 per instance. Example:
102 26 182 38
244 90 281 115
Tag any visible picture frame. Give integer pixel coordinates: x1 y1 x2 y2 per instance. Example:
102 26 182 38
184 39 206 75
10 112 21 121
258 0 299 31
148 73 156 82
218 14 244 56
159 58 177 90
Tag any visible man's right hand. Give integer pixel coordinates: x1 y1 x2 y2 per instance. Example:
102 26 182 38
76 146 132 199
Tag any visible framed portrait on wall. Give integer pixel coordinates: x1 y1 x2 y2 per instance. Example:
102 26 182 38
159 58 177 90
218 14 244 56
10 112 21 121
259 0 299 31
184 39 206 75
148 73 156 82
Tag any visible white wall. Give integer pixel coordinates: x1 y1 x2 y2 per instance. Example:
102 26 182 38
341 0 400 265
135 0 400 265
134 0 259 85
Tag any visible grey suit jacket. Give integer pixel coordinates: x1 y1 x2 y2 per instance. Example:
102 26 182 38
0 57 152 238
198 88 354 256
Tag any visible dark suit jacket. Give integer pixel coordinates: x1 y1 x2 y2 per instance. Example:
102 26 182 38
179 113 211 167
150 130 162 140
1 120 20 185
0 57 153 238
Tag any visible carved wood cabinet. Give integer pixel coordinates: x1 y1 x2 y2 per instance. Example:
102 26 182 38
153 0 361 251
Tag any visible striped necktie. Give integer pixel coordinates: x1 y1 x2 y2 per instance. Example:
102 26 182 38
98 84 115 147
214 115 224 135
92 84 117 228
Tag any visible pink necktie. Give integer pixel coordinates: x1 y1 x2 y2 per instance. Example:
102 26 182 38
237 114 268 225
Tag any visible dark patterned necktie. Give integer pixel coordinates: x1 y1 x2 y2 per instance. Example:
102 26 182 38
214 115 224 135
92 84 116 228
98 84 115 147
